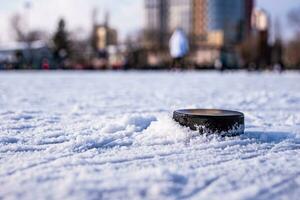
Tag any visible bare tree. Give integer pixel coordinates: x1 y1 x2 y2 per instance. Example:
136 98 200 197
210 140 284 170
11 13 48 43
10 13 27 42
27 30 48 42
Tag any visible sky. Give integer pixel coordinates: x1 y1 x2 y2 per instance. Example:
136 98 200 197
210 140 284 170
0 0 145 43
0 0 298 43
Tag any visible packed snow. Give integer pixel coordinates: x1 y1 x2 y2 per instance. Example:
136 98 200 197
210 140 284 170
0 71 300 200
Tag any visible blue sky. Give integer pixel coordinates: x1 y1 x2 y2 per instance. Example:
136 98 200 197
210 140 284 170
0 0 298 43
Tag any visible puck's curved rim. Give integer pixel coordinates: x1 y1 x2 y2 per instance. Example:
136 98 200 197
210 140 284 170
174 109 244 118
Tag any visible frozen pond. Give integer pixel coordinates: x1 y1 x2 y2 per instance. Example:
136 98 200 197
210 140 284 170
0 71 300 199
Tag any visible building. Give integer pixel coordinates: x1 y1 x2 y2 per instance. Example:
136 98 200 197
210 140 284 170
168 0 192 34
207 0 240 45
92 12 118 51
145 0 253 46
251 8 271 67
93 25 118 50
192 0 207 45
0 40 52 69
198 0 253 47
145 0 168 32
252 8 269 31
191 0 254 66
144 0 254 66
91 12 119 69
145 0 169 48
245 0 254 37
145 0 192 48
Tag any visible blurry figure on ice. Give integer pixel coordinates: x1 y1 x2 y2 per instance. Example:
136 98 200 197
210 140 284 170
169 28 189 69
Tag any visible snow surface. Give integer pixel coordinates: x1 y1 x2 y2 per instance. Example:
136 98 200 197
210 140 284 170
0 71 300 200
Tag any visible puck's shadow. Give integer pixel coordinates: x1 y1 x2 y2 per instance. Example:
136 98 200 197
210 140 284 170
241 131 298 144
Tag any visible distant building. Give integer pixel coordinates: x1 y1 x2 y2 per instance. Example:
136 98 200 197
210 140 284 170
191 0 254 67
145 0 192 48
251 8 271 68
145 0 253 46
145 0 169 47
91 13 119 69
245 0 254 37
168 0 192 34
93 25 118 50
92 12 118 51
192 0 207 45
0 41 52 69
252 8 269 31
144 0 254 66
196 0 253 47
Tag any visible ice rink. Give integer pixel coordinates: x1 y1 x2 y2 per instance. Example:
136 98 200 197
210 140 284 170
0 71 300 199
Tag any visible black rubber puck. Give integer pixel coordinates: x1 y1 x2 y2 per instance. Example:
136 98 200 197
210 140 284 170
173 109 244 136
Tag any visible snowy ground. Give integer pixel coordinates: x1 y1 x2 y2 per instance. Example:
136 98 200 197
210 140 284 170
0 71 300 200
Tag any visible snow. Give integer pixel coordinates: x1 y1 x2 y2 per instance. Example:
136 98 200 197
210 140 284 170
0 71 300 200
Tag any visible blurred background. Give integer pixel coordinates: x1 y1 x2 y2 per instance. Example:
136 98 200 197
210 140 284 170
0 0 299 71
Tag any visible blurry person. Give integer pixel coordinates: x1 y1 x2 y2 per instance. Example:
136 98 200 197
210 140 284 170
273 62 285 72
41 58 50 70
14 50 25 69
169 28 189 69
214 59 223 71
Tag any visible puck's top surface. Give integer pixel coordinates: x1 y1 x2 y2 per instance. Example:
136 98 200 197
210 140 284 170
174 109 244 118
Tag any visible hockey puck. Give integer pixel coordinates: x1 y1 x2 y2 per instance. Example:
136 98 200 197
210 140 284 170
173 109 244 136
